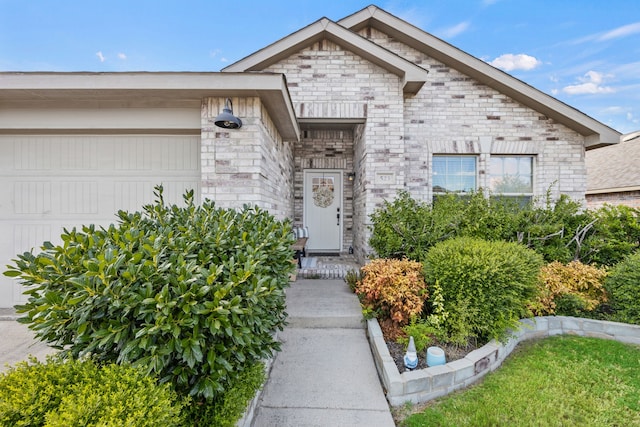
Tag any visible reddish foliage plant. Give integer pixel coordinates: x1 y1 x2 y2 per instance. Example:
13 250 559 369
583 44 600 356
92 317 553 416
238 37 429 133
355 258 428 328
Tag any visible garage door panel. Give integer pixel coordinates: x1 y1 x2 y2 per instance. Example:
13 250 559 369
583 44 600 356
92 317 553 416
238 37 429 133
0 135 200 307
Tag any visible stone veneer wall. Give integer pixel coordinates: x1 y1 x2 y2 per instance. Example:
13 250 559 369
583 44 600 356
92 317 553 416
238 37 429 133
368 316 640 406
294 129 355 252
200 97 294 220
586 190 640 209
359 27 587 204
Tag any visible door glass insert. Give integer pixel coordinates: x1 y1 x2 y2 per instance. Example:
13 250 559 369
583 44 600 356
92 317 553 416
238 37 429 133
312 176 334 208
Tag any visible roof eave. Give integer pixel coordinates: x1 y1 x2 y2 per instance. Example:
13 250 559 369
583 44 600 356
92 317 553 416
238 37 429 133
223 18 429 95
0 72 300 141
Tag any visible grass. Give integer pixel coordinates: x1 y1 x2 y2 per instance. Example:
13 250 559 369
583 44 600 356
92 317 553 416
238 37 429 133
401 335 640 427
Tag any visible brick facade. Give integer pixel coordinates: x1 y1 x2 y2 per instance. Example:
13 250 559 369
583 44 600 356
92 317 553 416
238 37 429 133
261 28 588 261
201 97 294 220
587 190 640 209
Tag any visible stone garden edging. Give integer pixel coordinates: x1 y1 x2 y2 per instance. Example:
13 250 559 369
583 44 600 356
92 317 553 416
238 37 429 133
367 316 640 406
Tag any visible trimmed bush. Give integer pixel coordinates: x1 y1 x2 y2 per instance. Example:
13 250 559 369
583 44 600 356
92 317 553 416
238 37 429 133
533 261 608 316
0 355 183 426
182 361 265 427
4 186 293 402
604 251 640 324
424 237 543 342
355 258 427 327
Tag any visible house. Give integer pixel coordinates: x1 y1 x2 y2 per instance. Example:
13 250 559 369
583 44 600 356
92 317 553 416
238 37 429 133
586 131 640 208
0 5 620 308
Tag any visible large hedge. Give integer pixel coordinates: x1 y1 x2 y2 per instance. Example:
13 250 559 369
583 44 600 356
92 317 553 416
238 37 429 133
369 190 640 267
424 237 544 342
4 187 294 402
604 251 640 325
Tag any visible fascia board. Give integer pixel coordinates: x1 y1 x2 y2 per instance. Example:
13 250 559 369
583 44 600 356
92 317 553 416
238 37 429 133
223 18 429 94
0 72 300 141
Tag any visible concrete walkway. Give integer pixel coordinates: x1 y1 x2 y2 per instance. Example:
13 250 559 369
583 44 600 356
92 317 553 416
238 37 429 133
0 311 57 372
251 279 395 427
0 279 395 426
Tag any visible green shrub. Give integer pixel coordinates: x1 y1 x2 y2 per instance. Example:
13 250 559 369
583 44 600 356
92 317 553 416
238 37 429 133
399 318 436 353
0 355 183 427
424 237 543 342
368 191 453 261
368 190 635 267
182 361 265 427
584 204 640 266
4 186 293 401
604 251 640 324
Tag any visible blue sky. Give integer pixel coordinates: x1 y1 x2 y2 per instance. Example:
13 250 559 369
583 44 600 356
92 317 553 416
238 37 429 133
1 0 639 134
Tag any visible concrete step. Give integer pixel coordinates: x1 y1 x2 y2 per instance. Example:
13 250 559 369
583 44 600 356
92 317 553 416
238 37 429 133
285 279 364 329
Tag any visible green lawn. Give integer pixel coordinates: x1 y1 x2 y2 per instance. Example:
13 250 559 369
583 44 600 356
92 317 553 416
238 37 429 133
401 336 640 427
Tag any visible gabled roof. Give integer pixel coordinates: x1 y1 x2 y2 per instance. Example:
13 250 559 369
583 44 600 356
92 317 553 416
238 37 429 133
586 131 640 193
225 5 619 149
338 5 620 148
222 17 429 94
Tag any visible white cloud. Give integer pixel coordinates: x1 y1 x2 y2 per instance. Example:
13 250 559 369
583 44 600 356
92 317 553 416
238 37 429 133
562 71 615 95
597 22 640 41
489 53 542 71
440 21 470 38
117 53 127 60
96 51 105 62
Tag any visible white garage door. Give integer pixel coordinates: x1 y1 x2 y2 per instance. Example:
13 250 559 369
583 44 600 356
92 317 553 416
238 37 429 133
0 135 201 308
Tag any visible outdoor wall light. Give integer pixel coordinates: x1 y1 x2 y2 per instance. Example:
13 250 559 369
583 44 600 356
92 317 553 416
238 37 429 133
214 98 242 129
347 172 356 181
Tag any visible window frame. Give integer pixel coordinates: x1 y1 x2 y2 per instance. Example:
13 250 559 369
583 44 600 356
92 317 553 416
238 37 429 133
432 155 479 198
489 155 535 201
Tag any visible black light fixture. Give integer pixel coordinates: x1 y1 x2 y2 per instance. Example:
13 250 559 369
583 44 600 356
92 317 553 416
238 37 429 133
347 172 356 182
214 98 242 129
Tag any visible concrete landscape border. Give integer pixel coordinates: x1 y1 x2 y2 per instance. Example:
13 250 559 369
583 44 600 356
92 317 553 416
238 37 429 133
367 316 640 406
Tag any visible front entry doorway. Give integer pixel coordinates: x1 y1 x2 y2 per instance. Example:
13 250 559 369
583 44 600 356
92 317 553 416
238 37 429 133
303 170 342 253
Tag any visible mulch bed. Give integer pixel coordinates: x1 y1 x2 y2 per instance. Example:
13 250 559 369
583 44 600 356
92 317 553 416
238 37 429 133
379 320 483 372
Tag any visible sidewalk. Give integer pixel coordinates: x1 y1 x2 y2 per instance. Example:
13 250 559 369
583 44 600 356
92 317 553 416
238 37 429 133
0 279 395 426
0 310 57 372
251 279 395 427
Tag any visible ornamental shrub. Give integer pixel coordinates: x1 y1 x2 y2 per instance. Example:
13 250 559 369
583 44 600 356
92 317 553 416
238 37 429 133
182 361 265 427
368 191 453 261
355 258 427 327
533 261 608 316
604 251 640 325
4 186 293 402
583 204 640 266
0 355 183 427
424 237 543 342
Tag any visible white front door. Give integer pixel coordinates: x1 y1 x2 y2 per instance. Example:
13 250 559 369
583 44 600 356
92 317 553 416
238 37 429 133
304 170 342 253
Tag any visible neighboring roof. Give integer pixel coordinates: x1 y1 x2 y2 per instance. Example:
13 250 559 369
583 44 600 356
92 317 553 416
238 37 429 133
0 72 300 140
225 4 620 149
222 17 429 94
586 131 640 194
